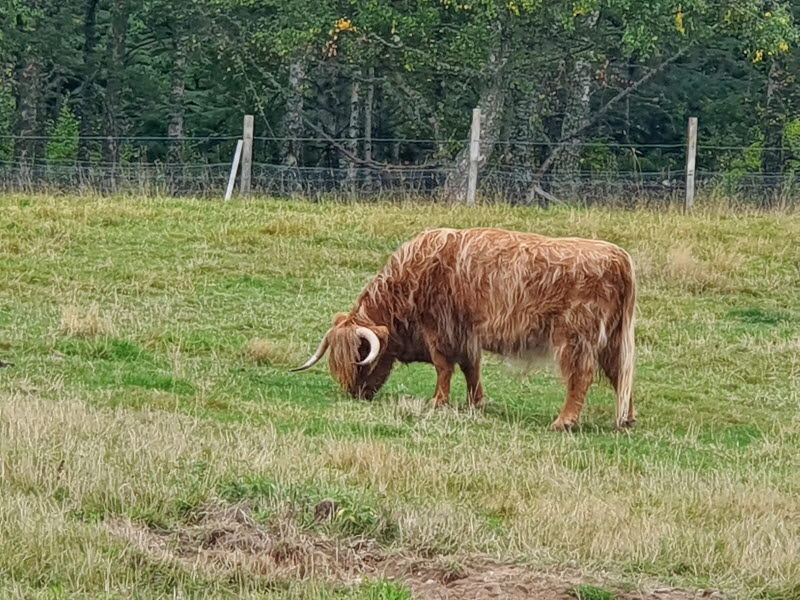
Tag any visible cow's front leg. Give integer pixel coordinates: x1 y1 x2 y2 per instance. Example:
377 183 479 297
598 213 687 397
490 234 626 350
429 348 454 408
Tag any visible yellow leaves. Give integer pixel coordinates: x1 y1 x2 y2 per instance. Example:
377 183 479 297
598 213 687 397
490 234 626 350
334 18 355 33
508 0 520 16
440 0 472 10
572 0 595 17
746 44 788 63
675 6 685 35
324 17 358 58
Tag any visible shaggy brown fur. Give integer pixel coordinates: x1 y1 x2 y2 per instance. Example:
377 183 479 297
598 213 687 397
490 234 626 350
295 227 637 430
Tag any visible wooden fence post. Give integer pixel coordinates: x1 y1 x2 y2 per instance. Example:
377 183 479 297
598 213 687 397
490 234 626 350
241 114 254 198
224 139 244 201
685 116 697 212
466 107 481 206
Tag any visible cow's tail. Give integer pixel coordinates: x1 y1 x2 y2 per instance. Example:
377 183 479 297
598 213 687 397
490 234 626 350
614 253 636 428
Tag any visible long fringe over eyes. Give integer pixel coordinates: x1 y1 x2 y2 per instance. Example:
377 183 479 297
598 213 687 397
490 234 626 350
327 327 362 392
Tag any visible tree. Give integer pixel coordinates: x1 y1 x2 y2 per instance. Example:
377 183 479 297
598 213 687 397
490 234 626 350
0 0 796 203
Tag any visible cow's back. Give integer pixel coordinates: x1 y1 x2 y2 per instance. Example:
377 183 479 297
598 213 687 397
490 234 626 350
361 227 633 358
436 228 633 356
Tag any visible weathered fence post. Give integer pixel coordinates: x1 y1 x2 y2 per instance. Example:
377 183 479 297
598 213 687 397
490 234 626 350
685 116 697 212
466 107 481 206
224 139 244 201
241 114 254 198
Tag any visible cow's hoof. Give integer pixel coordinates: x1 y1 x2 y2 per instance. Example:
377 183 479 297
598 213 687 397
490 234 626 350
551 417 577 432
470 397 486 410
617 418 636 430
430 397 449 409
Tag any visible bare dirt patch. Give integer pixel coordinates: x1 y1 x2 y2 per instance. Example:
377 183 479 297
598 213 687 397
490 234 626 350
108 501 723 600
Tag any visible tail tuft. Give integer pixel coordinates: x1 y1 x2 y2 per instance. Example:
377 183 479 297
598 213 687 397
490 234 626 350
615 254 636 428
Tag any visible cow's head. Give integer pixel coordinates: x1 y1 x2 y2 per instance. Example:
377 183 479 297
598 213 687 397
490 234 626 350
291 313 391 399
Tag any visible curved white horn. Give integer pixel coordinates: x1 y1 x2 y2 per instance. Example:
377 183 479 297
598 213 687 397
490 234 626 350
290 329 332 372
355 326 381 366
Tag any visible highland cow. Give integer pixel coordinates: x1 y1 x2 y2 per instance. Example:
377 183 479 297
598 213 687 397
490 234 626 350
292 227 636 430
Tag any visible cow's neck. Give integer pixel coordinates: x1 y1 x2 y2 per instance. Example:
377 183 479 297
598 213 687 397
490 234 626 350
352 297 391 327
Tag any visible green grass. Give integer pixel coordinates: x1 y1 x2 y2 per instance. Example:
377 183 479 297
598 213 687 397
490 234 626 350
571 584 617 600
0 194 799 598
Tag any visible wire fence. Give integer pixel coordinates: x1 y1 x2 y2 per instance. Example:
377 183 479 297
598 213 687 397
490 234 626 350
1 134 798 208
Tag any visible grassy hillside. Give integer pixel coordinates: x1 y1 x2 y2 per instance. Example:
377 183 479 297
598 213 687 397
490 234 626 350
0 195 798 599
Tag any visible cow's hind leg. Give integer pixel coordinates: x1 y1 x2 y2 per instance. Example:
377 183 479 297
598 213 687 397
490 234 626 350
460 354 485 408
552 340 595 432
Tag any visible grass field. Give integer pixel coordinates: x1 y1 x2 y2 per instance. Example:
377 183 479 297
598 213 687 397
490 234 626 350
0 194 798 599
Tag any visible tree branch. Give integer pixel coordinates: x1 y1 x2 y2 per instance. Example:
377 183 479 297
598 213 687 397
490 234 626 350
535 46 689 180
524 46 691 205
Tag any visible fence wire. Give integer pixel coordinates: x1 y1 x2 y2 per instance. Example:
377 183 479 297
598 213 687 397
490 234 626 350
1 135 798 207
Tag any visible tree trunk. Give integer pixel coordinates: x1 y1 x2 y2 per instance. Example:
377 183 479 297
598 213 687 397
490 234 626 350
166 24 188 195
13 60 42 167
345 71 361 193
505 87 546 203
557 60 593 170
104 0 129 165
78 0 100 163
363 66 375 190
552 57 593 202
443 33 505 202
282 54 306 192
761 59 785 206
168 45 186 165
554 12 598 202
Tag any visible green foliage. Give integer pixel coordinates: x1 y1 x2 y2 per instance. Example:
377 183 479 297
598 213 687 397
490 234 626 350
581 141 618 173
0 78 13 161
55 338 153 363
783 119 800 173
717 137 763 176
46 103 79 162
784 119 800 150
358 580 412 600
1 0 800 191
726 3 798 60
219 476 398 542
571 585 616 600
311 580 413 600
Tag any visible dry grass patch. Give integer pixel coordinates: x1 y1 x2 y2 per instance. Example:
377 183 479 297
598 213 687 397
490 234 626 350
2 391 777 597
108 501 381 584
242 337 300 367
109 500 713 600
58 303 116 338
324 440 423 491
650 245 746 292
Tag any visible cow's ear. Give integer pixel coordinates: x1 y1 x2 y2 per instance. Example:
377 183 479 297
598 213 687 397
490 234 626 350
332 312 348 326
